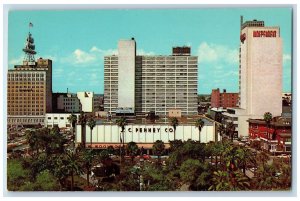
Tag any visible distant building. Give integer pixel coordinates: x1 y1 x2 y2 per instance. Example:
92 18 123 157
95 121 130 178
45 113 80 129
57 93 81 113
248 116 291 153
210 88 238 108
223 17 283 137
77 92 94 113
93 94 104 112
104 38 198 116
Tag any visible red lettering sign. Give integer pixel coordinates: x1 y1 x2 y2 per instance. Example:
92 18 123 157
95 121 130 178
253 30 277 37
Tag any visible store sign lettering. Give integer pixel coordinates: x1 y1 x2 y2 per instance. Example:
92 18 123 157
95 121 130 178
253 30 276 37
127 127 173 133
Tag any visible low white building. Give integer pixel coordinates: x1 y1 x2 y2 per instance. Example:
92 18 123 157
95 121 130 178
75 121 219 149
77 92 94 112
45 113 80 129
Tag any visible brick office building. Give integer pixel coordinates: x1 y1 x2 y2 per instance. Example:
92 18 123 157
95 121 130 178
211 88 238 108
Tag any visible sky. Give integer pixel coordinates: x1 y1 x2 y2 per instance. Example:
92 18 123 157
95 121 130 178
8 8 292 94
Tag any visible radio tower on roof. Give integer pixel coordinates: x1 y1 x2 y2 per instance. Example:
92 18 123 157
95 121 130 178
23 22 36 62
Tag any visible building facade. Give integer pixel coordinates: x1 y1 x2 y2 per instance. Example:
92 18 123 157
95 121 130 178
104 39 198 116
248 117 291 153
93 94 104 112
57 93 82 113
77 92 94 113
75 121 218 149
7 58 52 126
211 88 238 108
45 113 80 129
223 17 283 137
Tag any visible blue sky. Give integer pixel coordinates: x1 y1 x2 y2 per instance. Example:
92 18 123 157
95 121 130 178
8 8 292 94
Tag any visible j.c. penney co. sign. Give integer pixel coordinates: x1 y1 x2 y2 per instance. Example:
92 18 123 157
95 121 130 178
127 127 174 134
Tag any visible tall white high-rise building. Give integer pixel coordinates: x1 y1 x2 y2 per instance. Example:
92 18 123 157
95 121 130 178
104 38 198 116
223 17 283 137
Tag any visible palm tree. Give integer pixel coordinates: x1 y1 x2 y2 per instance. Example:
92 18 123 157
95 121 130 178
51 155 69 191
81 149 94 186
236 146 255 176
65 150 82 191
26 129 39 157
127 141 139 164
263 112 273 150
67 114 78 149
116 117 127 161
152 140 165 166
195 118 205 143
87 117 96 149
170 117 179 140
78 112 87 149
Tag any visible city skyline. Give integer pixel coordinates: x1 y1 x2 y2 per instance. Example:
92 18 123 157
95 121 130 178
8 8 292 94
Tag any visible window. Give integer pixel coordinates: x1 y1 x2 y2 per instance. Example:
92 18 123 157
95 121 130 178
60 117 64 120
47 117 51 120
54 117 58 120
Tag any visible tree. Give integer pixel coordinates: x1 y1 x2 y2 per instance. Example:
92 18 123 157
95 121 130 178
195 118 205 143
80 149 95 187
116 117 127 161
179 159 211 190
51 155 69 191
236 146 255 176
87 117 96 148
78 112 87 148
264 112 273 149
127 141 139 163
170 117 179 140
65 150 83 191
152 140 165 165
169 139 183 152
67 113 78 148
25 129 40 157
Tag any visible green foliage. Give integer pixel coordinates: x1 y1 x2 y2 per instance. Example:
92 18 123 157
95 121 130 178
170 117 179 130
116 117 127 132
34 170 60 191
7 159 30 191
87 117 96 130
152 140 165 157
263 112 273 124
179 159 212 190
67 113 78 128
127 141 139 162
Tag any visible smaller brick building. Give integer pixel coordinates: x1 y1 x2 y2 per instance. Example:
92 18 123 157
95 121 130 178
248 116 291 153
210 88 238 108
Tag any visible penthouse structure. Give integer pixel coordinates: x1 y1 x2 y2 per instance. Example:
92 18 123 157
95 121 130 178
104 38 198 116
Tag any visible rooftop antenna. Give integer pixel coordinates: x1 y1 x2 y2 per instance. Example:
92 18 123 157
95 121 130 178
23 22 36 63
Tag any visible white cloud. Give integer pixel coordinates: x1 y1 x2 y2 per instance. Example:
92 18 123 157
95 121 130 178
73 49 96 64
60 46 156 66
8 56 24 68
197 42 238 64
137 49 155 56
